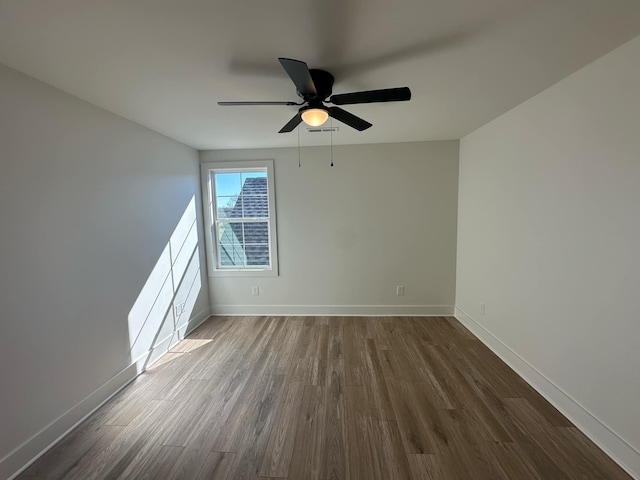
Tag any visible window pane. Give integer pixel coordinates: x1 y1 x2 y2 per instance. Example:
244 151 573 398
245 244 270 266
241 172 267 195
243 222 269 244
215 173 241 197
242 195 268 217
217 223 243 244
219 244 246 266
216 195 240 218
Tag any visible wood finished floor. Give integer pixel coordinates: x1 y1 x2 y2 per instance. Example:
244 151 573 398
18 316 630 480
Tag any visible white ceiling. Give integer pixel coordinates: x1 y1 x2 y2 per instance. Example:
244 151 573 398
1 0 640 150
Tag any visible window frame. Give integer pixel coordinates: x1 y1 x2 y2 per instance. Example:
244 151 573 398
201 160 279 277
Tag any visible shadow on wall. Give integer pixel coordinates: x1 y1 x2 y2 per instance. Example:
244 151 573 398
127 196 203 370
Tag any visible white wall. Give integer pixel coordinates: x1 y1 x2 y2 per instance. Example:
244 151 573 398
201 141 459 316
456 36 640 477
0 64 210 479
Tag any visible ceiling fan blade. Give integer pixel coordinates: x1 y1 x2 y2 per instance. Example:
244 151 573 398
328 107 372 131
330 87 411 105
279 113 303 133
278 58 318 97
218 101 300 106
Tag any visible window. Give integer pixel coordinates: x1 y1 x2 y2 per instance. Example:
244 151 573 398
201 160 278 276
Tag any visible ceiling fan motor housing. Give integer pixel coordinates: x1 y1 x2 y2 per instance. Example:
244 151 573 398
304 69 334 101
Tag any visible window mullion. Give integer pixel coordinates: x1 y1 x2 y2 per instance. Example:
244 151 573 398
216 219 269 225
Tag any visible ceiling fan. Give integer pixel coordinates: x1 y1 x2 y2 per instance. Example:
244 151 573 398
218 58 411 133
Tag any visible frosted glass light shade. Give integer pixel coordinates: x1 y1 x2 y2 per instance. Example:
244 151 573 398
301 108 329 127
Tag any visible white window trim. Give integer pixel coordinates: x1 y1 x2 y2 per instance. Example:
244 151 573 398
201 159 279 277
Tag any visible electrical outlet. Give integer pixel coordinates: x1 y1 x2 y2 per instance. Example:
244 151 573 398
174 303 185 316
480 303 486 315
251 286 259 296
396 285 405 296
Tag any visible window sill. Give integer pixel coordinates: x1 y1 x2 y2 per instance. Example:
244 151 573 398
210 268 278 278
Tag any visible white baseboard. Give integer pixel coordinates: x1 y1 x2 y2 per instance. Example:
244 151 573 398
146 334 178 367
183 307 212 336
2 364 138 480
454 306 640 480
210 304 454 316
3 306 212 480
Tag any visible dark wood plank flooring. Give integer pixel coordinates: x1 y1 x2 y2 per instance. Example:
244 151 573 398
17 316 631 479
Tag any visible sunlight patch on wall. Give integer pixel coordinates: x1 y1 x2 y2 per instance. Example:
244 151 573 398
127 196 202 369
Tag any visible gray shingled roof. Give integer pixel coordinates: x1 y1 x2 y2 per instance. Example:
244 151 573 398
220 177 270 266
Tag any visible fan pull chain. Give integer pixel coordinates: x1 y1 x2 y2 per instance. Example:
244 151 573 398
297 124 301 167
330 118 334 167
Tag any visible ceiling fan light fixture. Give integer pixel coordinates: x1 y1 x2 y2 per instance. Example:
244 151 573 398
301 107 329 127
